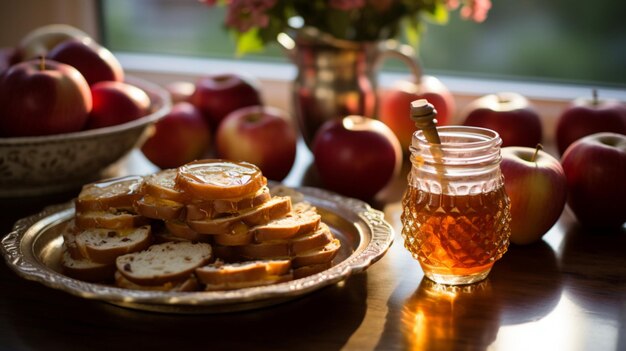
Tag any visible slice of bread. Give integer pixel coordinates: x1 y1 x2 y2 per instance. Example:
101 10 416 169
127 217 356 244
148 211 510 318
75 225 153 264
75 209 150 230
203 273 293 291
236 222 334 260
114 271 199 292
235 240 290 260
213 226 254 246
187 196 292 235
140 168 187 202
251 202 321 242
75 175 144 212
185 186 271 221
152 224 210 244
176 159 267 200
116 241 213 285
195 259 291 285
61 250 116 282
292 238 341 268
61 220 83 259
290 223 334 255
164 220 206 241
134 194 185 221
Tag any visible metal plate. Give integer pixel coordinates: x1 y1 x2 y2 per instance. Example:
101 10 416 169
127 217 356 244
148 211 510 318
1 186 393 314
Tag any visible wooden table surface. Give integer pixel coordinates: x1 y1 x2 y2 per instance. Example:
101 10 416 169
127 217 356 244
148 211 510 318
1 145 624 351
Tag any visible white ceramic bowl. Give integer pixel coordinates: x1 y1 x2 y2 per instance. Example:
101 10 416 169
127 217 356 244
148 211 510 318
0 76 171 197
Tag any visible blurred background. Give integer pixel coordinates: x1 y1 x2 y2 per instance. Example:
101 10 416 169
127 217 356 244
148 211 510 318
1 0 625 89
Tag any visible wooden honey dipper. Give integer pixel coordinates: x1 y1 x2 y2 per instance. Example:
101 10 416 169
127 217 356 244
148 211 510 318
410 99 441 145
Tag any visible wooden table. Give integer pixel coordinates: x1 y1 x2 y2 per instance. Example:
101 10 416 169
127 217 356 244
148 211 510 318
1 146 624 351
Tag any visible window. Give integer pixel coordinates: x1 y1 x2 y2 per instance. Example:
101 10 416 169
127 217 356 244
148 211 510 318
100 0 626 89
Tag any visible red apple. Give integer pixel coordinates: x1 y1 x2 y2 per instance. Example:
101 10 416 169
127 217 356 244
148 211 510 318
0 58 92 137
312 115 402 201
86 81 151 129
141 102 211 169
461 92 542 148
47 38 124 86
556 90 626 155
216 105 296 181
166 81 195 103
189 73 262 131
379 75 455 153
500 145 568 245
18 24 90 60
561 132 626 230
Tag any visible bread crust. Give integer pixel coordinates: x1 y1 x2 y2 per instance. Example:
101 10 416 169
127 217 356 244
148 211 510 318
195 260 291 285
185 186 271 221
140 168 188 202
61 250 116 282
114 271 199 291
187 196 292 235
75 175 144 212
251 202 321 242
75 210 150 230
134 194 185 221
292 239 341 268
237 222 333 260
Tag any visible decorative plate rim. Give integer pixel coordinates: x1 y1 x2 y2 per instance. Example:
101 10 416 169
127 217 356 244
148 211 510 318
1 185 394 313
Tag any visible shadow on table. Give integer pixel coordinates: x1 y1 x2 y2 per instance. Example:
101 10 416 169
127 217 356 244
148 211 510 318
489 240 563 325
559 222 626 317
5 268 369 351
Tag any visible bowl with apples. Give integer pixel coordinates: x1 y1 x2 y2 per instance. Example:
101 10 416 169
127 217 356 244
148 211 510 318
0 24 171 197
0 74 170 197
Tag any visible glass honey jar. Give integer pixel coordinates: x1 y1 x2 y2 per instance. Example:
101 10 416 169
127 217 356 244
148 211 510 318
401 125 512 285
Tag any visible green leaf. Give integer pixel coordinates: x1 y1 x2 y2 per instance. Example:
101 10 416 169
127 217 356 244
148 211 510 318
403 16 421 48
235 28 265 56
425 2 449 24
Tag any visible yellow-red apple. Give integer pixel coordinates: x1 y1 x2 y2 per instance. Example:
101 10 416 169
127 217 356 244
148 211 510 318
500 145 567 245
216 105 296 181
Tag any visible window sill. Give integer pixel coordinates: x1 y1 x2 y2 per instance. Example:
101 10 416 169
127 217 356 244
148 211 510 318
117 52 625 143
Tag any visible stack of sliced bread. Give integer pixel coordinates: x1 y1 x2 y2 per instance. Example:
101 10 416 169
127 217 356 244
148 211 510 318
60 159 341 291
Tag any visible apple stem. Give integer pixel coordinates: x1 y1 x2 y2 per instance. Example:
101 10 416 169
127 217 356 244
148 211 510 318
39 55 45 71
592 89 599 106
531 143 543 162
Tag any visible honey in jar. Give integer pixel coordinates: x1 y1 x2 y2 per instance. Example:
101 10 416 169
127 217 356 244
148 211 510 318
401 126 511 285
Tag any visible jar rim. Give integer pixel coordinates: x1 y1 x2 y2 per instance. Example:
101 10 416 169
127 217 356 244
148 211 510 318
412 126 501 149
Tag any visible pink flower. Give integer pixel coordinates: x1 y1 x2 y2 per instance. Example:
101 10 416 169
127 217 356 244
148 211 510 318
330 0 366 11
459 0 491 22
224 0 277 32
